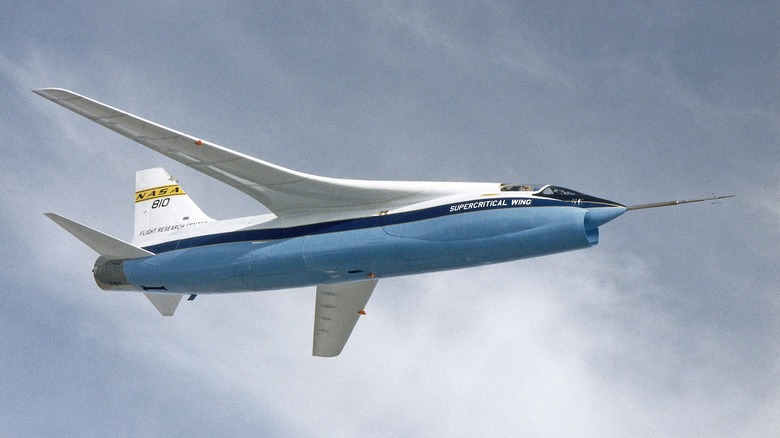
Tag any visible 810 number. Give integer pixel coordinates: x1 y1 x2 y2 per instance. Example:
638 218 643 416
151 198 170 209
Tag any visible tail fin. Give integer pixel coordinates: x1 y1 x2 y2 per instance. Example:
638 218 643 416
133 168 213 247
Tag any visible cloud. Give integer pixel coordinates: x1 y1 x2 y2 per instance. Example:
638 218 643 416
1 2 778 437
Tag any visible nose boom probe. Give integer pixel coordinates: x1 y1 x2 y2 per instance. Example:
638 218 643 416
626 195 735 211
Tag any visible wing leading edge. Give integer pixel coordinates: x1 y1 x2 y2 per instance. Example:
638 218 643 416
33 88 474 219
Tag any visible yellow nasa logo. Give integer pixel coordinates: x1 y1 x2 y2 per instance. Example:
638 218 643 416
135 185 186 203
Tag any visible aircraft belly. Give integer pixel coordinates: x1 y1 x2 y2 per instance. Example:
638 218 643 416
123 208 599 292
375 208 599 276
124 242 260 292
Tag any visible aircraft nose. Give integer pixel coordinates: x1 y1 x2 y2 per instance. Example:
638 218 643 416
586 205 627 226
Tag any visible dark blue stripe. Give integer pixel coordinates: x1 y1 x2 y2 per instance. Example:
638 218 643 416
143 198 611 254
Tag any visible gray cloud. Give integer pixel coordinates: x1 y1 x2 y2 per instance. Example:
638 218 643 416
1 2 777 437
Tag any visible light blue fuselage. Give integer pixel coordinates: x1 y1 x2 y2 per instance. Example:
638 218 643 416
115 199 626 293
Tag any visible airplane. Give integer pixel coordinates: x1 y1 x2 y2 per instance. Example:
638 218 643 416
35 88 733 357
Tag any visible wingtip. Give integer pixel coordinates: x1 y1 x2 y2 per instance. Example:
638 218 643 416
313 350 341 358
43 212 63 222
32 88 54 95
32 88 56 100
32 88 77 99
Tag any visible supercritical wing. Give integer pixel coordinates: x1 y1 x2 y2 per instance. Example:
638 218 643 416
34 88 461 218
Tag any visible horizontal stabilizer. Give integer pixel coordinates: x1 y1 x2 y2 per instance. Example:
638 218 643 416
144 293 183 316
45 213 153 260
313 279 378 357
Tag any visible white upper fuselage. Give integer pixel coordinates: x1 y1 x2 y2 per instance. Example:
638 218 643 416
147 181 504 245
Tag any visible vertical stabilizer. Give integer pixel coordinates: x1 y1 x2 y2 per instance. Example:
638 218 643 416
133 168 213 247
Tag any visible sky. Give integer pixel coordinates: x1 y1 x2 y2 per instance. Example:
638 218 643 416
1 1 778 436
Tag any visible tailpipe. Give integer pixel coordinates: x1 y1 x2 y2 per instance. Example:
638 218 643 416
93 256 136 291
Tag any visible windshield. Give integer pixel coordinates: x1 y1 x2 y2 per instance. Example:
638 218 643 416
500 184 622 206
533 185 623 206
536 185 586 200
499 184 586 198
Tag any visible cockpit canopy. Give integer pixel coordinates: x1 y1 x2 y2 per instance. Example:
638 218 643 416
500 183 623 207
500 183 588 200
499 183 544 192
536 185 587 201
500 183 581 195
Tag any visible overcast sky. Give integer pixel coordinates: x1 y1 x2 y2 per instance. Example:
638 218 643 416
1 2 778 437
